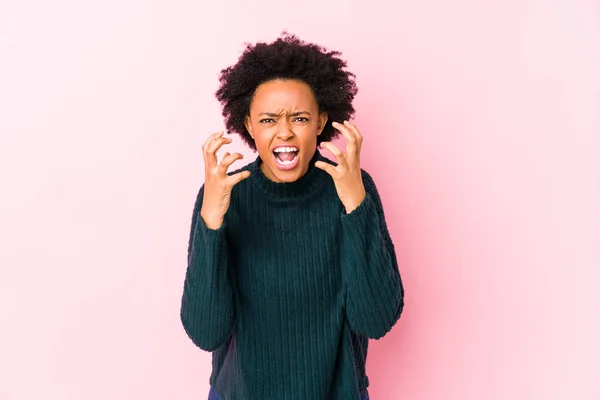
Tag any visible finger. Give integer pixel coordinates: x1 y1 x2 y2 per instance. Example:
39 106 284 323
206 137 233 163
202 131 224 150
344 121 363 160
333 121 358 157
315 160 338 178
202 132 224 168
333 121 358 144
220 152 244 172
228 170 251 186
319 142 346 166
344 121 363 143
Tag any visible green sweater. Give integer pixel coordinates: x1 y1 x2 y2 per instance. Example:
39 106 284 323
181 151 404 400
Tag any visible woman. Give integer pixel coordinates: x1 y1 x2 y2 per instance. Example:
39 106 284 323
180 33 404 400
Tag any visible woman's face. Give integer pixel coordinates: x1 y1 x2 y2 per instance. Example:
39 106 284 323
244 79 328 183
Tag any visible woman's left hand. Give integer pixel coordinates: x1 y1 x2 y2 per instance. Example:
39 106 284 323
315 121 367 214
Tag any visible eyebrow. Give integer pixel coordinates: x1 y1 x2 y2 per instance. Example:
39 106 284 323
258 111 311 117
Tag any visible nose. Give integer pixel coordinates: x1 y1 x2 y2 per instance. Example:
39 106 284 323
276 119 295 140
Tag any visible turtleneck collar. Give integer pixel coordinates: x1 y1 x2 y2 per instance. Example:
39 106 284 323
247 150 330 200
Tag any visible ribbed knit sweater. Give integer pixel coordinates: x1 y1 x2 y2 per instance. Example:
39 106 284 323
180 151 404 400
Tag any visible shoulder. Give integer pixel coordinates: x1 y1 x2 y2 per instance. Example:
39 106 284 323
360 168 378 193
360 168 375 184
359 168 386 213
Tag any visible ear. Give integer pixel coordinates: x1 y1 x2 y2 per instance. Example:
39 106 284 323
317 112 328 136
244 115 254 139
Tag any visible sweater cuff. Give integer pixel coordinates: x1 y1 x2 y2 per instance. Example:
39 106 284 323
340 193 378 227
191 215 227 259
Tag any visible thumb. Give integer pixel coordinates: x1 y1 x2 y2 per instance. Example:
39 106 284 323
230 170 251 186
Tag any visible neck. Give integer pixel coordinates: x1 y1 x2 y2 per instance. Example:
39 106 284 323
248 150 329 200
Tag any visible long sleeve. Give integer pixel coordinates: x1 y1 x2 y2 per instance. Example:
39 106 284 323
180 185 235 351
340 171 404 339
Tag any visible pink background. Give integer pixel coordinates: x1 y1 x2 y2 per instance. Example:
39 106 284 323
1 1 599 399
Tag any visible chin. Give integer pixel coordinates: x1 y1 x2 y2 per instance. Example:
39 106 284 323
262 157 310 183
271 167 305 183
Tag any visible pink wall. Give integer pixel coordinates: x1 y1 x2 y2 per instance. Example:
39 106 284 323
1 1 599 399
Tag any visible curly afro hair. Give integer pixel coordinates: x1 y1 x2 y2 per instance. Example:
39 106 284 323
215 33 358 151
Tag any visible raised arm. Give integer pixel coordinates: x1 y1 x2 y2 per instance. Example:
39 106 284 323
180 131 250 351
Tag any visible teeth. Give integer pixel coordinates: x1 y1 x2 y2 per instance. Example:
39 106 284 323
274 147 298 153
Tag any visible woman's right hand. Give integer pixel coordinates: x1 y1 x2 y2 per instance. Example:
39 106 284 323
200 132 251 229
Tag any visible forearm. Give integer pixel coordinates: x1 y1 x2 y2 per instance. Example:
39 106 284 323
181 188 234 351
341 192 404 339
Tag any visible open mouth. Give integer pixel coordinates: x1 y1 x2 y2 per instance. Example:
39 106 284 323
273 146 300 170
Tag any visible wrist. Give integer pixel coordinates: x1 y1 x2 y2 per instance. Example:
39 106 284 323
200 209 224 230
343 191 366 214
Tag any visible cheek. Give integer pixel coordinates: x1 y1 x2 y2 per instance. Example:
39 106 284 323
305 124 320 141
253 129 272 150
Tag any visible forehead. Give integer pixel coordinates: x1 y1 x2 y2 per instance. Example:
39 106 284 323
250 79 318 110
